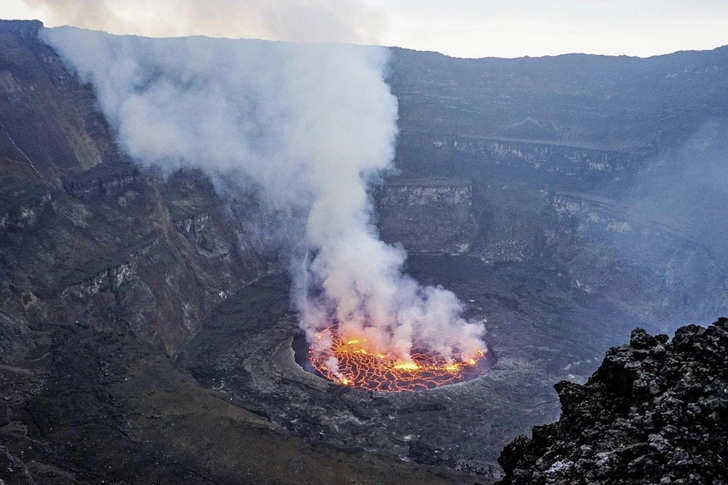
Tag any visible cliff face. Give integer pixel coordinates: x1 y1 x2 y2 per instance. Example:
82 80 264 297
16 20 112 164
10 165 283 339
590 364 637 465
377 177 476 254
389 46 728 150
0 20 110 188
497 318 728 484
0 20 265 356
392 132 650 264
388 47 728 328
389 121 727 329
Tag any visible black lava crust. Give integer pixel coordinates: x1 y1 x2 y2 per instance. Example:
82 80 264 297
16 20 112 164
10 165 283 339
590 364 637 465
498 318 728 484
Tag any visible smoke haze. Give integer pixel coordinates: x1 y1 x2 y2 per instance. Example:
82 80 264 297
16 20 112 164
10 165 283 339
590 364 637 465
41 25 485 365
25 0 384 43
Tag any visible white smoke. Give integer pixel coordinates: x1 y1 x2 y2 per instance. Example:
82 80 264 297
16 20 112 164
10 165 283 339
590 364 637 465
23 0 384 44
40 15 485 365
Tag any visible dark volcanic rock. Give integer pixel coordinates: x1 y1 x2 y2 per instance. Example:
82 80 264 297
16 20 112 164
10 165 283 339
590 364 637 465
376 177 476 254
389 46 728 149
0 312 34 364
62 162 141 200
2 16 728 485
0 20 469 485
0 19 267 355
497 318 728 484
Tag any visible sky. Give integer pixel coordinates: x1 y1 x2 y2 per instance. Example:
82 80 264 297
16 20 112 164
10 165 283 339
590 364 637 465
2 0 728 59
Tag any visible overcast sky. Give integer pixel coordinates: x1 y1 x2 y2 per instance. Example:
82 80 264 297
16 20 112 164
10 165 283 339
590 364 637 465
2 0 727 58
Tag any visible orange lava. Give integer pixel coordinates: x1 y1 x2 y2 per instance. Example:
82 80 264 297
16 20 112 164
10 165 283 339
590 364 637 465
309 327 487 392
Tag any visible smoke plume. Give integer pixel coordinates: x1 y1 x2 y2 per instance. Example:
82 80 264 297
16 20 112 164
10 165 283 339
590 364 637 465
41 16 485 366
24 0 384 44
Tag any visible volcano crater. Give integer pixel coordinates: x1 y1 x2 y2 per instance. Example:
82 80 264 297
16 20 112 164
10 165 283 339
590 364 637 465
176 255 631 477
176 256 660 477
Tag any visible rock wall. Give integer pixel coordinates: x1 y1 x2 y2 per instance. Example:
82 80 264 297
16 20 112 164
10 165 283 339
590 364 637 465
389 46 728 150
0 20 267 356
392 132 648 265
389 129 727 327
395 133 647 183
376 177 476 254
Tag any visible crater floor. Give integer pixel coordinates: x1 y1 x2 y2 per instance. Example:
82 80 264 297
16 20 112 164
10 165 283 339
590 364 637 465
178 256 647 479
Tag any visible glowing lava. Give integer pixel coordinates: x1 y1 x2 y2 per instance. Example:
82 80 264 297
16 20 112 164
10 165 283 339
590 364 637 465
309 327 488 392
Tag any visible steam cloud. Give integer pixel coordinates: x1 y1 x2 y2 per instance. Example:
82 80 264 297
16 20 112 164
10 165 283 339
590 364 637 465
24 0 384 44
41 14 485 365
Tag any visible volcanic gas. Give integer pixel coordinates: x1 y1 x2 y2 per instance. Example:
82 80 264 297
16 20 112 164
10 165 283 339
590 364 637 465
308 326 489 392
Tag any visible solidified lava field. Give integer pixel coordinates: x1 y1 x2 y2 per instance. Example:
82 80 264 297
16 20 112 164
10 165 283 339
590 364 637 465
178 256 648 478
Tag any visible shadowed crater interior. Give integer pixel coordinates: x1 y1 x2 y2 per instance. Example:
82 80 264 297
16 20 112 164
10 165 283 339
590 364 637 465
292 331 318 374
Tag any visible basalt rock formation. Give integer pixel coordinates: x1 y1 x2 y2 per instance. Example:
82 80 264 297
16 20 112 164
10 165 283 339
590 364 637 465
497 318 728 484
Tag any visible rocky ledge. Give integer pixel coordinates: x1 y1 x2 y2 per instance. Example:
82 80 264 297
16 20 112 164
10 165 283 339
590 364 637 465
497 318 728 484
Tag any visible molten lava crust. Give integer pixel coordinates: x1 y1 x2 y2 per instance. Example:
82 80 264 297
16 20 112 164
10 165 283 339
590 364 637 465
309 327 488 392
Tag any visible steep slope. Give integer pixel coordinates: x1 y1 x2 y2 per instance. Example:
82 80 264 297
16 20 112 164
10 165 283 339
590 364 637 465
0 19 264 355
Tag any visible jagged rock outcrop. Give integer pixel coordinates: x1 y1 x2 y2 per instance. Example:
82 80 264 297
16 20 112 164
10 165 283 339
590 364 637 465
497 318 728 484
